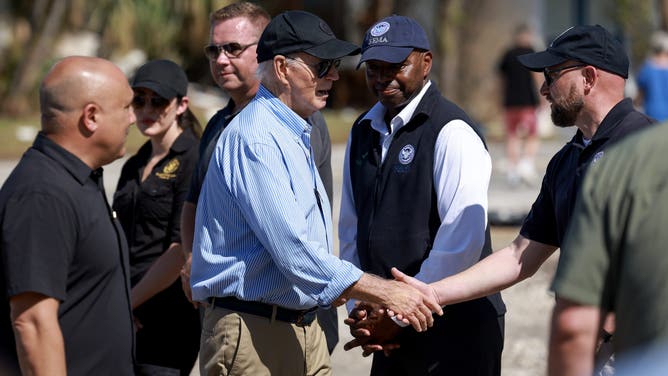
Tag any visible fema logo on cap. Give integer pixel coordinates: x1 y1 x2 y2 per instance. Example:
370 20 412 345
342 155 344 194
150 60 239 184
398 144 415 165
370 21 390 37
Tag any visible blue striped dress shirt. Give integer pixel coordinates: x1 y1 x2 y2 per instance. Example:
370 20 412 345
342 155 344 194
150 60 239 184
191 85 362 309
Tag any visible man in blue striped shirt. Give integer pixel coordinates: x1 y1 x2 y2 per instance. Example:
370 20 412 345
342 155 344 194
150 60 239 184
191 10 443 376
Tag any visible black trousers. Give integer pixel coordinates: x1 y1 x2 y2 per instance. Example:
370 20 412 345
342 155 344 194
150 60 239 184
134 281 200 375
371 297 504 376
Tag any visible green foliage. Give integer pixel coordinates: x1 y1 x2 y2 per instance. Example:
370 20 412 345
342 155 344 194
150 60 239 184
611 0 654 70
105 0 181 59
3 0 667 119
0 116 40 158
0 0 227 115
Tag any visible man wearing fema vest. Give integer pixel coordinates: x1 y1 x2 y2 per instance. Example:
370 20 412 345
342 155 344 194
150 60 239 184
340 15 506 375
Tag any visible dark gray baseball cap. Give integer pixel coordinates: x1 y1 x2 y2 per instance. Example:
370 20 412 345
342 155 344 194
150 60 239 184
256 10 360 63
518 25 629 78
131 59 188 99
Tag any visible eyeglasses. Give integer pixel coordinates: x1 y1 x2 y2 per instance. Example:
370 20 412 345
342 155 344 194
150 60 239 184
286 56 341 78
132 95 170 109
543 64 586 86
204 42 258 60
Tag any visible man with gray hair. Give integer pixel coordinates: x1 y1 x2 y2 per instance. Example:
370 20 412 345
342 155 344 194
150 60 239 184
179 2 341 354
191 10 442 375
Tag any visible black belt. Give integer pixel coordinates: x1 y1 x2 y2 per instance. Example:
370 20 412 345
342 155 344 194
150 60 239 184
209 296 317 327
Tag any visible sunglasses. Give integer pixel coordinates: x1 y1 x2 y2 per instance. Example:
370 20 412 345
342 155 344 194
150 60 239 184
204 42 258 60
286 56 341 78
132 95 170 109
543 64 586 86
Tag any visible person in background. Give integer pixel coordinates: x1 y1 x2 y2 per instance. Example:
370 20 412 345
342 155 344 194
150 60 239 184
179 2 340 354
191 10 441 376
340 15 505 376
112 59 201 375
549 122 668 375
497 23 541 185
635 30 668 121
1 56 135 375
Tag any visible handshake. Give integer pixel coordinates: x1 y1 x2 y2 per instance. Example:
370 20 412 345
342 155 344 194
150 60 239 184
342 267 444 357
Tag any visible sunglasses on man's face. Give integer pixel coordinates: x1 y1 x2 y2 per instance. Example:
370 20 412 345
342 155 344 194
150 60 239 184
286 57 342 78
543 64 586 86
132 95 170 109
203 42 258 60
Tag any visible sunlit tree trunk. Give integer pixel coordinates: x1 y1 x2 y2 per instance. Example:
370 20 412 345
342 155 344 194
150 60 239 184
660 0 668 30
2 0 68 115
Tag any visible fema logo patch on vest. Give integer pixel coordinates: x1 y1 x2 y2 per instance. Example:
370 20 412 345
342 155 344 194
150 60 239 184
399 144 415 165
591 151 604 164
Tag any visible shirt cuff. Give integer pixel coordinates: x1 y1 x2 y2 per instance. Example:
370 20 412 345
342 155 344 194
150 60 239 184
391 315 409 328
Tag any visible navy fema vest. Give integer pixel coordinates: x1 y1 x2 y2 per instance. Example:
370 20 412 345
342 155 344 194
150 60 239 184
350 85 505 314
350 84 492 277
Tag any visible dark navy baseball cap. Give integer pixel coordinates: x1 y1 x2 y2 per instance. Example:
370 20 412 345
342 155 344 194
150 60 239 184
518 24 629 78
257 10 360 63
357 15 430 69
131 59 188 99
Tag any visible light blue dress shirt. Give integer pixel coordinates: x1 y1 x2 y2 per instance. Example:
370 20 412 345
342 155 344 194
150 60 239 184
191 85 362 309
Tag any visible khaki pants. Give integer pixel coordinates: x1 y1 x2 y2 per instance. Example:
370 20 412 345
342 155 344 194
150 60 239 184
199 304 331 376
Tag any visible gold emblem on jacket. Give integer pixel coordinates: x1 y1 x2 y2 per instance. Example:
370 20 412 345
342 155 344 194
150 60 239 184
156 158 179 179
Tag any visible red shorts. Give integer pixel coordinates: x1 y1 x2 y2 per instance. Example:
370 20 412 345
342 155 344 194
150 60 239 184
504 107 537 136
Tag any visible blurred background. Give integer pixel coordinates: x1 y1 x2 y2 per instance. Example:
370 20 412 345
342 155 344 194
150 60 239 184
1 0 668 154
2 2 665 374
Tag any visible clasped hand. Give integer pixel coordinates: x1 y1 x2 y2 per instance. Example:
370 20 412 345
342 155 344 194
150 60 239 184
344 268 442 356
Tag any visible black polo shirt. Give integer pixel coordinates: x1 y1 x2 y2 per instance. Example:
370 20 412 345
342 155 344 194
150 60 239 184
113 127 199 284
520 98 654 247
185 100 235 205
0 133 134 375
498 46 539 108
112 127 200 370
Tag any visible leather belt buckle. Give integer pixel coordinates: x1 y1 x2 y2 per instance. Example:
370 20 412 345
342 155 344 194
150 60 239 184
294 309 316 327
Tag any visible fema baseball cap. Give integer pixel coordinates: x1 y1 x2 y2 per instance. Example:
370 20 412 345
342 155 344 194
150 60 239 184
357 15 430 69
518 24 629 78
256 10 360 63
131 59 188 99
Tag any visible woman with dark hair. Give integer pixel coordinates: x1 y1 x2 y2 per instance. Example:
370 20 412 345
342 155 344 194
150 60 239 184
113 59 201 375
